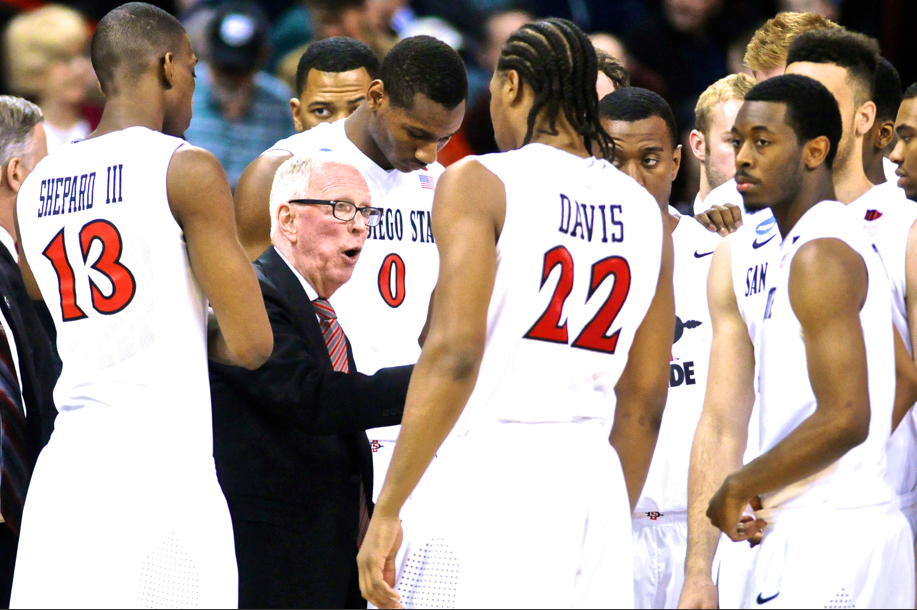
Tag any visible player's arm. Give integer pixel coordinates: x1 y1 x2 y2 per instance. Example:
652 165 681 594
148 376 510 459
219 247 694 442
893 324 917 430
167 145 273 370
678 237 756 609
357 158 505 610
707 238 871 541
234 150 292 261
13 205 41 300
610 211 674 511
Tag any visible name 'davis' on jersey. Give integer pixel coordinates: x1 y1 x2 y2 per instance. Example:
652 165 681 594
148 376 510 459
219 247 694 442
557 194 624 243
37 164 123 219
368 207 435 243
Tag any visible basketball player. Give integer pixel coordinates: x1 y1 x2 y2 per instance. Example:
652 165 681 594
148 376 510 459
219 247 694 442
786 28 917 536
10 3 273 607
864 58 903 186
599 88 720 610
696 11 840 236
290 36 379 133
235 36 466 501
891 83 917 202
707 73 914 608
358 18 675 609
689 75 754 223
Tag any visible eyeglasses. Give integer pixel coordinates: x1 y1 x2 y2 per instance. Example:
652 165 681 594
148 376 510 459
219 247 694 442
288 199 382 227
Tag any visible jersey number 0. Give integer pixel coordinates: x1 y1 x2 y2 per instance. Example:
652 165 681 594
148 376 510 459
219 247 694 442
42 219 137 321
524 245 631 354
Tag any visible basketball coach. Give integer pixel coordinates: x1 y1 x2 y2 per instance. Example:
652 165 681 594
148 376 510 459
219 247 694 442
209 154 411 609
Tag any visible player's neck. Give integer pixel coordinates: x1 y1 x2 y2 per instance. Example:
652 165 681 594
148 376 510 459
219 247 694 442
865 154 887 186
832 152 874 204
527 115 590 159
344 105 394 171
90 96 166 140
697 167 712 202
771 171 836 238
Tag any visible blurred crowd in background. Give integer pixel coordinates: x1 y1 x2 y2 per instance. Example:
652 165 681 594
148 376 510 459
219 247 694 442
0 0 910 209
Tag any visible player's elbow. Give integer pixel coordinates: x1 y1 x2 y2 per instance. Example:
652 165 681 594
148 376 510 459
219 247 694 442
424 337 485 383
832 401 871 450
232 333 274 370
615 379 667 433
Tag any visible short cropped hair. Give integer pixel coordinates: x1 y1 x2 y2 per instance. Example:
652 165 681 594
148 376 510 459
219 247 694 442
4 6 89 97
695 73 756 137
744 74 842 168
378 35 467 110
786 28 881 106
269 153 361 237
91 2 187 94
874 58 902 122
599 87 678 149
905 82 917 102
744 12 839 73
0 95 42 168
596 49 630 90
294 37 380 96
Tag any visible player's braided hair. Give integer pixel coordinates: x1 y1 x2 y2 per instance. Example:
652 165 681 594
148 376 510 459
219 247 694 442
496 18 614 159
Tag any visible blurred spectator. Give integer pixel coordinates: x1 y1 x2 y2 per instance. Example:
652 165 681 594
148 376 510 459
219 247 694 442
184 2 295 189
591 33 629 68
290 37 378 132
2 6 98 151
779 0 839 21
624 0 729 128
743 11 838 81
595 43 631 98
272 0 396 71
476 10 532 75
727 27 757 76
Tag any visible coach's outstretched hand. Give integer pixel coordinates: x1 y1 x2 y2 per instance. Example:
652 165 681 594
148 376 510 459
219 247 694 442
358 514 404 609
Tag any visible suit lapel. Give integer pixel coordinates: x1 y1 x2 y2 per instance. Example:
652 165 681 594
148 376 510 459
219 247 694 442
256 248 334 370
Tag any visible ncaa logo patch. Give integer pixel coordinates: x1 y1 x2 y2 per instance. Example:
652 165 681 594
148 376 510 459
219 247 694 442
755 215 777 235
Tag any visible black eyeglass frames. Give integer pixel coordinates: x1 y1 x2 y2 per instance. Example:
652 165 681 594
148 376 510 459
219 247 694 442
288 199 382 227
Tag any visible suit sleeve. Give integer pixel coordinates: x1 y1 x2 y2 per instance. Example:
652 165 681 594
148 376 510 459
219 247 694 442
211 283 411 436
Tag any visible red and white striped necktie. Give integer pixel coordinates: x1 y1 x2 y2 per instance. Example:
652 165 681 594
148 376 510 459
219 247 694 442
313 299 368 546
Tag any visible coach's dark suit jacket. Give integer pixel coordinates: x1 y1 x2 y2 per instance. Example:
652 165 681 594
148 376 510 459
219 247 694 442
209 247 411 609
0 242 60 607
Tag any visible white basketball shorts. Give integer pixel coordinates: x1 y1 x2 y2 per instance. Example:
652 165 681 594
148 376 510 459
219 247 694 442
712 532 758 609
632 511 687 609
394 420 633 609
739 503 915 609
11 434 237 609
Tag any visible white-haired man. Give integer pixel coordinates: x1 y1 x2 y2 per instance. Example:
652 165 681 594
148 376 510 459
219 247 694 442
209 154 414 609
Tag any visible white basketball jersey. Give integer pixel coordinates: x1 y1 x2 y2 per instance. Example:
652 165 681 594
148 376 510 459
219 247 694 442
449 143 663 430
757 201 896 510
267 120 441 374
17 127 214 460
636 210 720 514
847 184 917 502
701 178 746 219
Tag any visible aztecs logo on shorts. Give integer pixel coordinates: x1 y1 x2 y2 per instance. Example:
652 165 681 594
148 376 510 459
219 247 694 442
371 440 385 452
645 511 665 521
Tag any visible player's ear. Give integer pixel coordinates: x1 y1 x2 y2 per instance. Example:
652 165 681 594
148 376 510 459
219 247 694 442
161 52 175 89
688 129 706 162
672 143 683 181
855 100 877 138
877 121 896 150
804 135 831 169
501 69 523 107
366 80 385 112
290 98 304 132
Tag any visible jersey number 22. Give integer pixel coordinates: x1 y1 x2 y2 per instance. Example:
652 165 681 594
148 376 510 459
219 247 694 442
524 245 631 354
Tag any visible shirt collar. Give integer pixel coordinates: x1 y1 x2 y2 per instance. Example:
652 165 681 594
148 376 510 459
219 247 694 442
275 246 320 302
0 225 17 263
